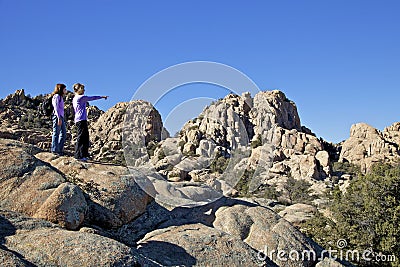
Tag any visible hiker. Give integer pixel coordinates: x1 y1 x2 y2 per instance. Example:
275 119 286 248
51 83 67 156
72 83 108 161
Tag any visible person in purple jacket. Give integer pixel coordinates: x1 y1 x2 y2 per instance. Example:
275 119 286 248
51 83 67 155
72 83 108 161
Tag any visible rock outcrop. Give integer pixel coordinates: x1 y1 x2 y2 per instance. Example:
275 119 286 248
90 100 168 165
89 102 129 164
339 122 400 173
147 90 331 197
266 127 330 182
251 90 301 136
1 89 330 183
178 92 254 155
384 122 400 145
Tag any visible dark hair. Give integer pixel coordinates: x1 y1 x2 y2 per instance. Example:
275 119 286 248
51 83 66 97
73 83 85 92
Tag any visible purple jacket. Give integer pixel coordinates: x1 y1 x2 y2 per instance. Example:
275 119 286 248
52 94 64 119
73 95 102 123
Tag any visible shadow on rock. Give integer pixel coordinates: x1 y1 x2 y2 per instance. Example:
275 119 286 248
0 214 36 266
111 197 258 246
0 215 16 245
137 240 197 266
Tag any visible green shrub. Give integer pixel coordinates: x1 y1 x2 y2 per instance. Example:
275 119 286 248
146 141 158 157
178 140 185 151
282 175 315 205
210 152 229 174
261 184 282 200
158 148 166 160
251 134 262 149
302 163 400 266
332 161 361 176
234 169 255 197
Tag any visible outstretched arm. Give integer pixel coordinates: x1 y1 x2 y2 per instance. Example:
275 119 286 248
81 95 108 102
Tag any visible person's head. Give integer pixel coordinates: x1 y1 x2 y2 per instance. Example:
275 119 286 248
52 83 67 96
73 83 85 95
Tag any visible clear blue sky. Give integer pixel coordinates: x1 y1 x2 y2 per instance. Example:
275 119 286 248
1 0 399 143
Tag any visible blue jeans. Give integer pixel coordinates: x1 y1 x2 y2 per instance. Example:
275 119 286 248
51 115 66 155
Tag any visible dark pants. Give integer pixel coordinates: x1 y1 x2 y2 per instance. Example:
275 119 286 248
75 120 90 159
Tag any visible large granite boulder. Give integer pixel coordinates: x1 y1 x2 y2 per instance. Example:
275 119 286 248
33 182 87 230
0 138 152 230
85 100 169 165
0 139 65 217
0 248 34 267
0 210 144 266
89 102 128 164
137 223 267 266
213 204 323 267
0 140 91 230
278 203 318 227
35 152 153 228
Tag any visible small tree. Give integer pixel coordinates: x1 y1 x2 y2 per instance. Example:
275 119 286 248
234 168 255 196
332 161 361 176
261 184 282 200
146 140 158 157
282 175 314 205
210 152 229 174
251 134 262 149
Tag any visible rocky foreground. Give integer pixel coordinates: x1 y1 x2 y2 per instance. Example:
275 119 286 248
0 138 341 266
1 89 400 266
